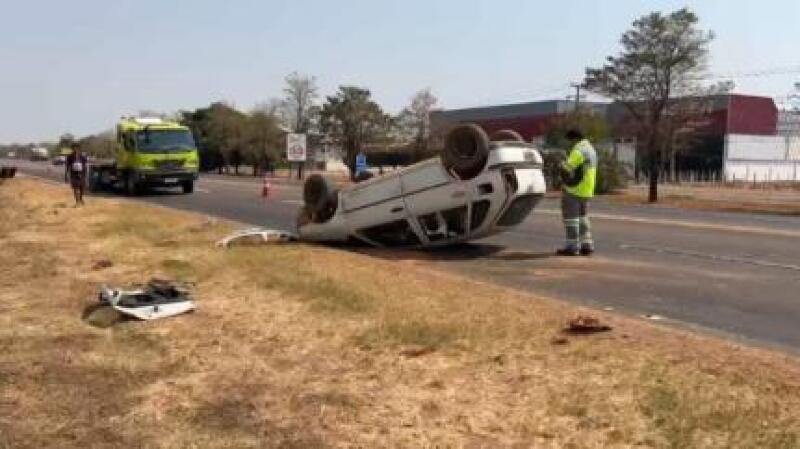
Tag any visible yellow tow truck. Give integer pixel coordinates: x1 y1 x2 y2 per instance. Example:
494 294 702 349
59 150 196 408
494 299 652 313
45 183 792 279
89 117 200 195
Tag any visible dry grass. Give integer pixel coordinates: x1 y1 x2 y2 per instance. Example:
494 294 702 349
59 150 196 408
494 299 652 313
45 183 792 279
2 178 800 448
612 184 800 216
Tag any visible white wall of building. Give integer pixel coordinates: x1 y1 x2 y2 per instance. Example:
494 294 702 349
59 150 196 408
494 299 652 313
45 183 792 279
724 134 800 181
725 160 800 182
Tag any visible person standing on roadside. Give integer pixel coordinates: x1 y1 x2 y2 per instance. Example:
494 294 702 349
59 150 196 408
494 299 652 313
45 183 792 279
556 129 597 256
66 142 88 206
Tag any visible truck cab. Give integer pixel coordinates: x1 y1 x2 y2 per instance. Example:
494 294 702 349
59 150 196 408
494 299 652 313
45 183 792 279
111 117 200 194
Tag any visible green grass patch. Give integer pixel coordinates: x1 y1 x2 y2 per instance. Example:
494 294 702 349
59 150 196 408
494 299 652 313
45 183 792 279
160 258 195 281
219 247 372 315
355 320 462 351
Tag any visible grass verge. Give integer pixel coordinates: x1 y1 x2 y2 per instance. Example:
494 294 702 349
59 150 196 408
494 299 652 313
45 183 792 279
1 178 800 448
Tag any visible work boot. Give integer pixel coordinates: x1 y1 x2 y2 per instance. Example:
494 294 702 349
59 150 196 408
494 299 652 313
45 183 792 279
580 244 595 256
556 246 580 257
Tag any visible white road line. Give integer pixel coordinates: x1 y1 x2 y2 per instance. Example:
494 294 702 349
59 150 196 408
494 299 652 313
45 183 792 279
536 208 800 238
620 243 800 272
282 200 304 205
196 188 210 193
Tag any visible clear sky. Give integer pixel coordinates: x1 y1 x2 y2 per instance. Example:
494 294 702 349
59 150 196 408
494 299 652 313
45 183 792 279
1 0 798 143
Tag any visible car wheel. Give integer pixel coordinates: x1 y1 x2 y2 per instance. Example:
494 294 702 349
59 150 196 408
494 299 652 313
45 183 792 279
490 129 524 142
443 124 490 180
302 174 338 223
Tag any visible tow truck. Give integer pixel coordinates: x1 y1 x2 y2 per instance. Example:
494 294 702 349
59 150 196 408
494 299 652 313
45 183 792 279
89 117 200 195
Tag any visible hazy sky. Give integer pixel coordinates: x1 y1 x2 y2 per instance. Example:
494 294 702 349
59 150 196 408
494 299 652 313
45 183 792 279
1 0 798 143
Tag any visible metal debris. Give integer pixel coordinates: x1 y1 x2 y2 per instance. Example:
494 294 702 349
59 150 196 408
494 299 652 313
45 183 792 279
564 315 613 334
216 228 298 248
96 278 196 322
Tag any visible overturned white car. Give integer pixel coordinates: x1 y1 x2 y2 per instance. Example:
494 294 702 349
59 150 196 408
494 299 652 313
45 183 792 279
298 124 546 247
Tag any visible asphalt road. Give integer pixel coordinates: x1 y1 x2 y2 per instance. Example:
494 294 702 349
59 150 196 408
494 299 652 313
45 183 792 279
7 159 800 352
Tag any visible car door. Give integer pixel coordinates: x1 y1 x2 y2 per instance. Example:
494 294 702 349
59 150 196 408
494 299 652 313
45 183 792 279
400 160 472 244
341 173 411 243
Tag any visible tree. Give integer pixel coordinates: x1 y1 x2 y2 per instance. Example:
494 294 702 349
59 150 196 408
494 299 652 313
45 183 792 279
244 105 283 175
396 88 438 157
543 110 627 193
583 8 714 202
78 130 115 159
320 86 391 177
56 133 76 151
282 72 319 133
181 102 248 174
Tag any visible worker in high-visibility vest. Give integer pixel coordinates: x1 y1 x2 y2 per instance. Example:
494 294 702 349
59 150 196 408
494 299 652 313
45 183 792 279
557 129 597 256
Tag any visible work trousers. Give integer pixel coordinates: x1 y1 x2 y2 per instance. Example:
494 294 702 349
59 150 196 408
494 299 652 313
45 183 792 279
561 192 593 250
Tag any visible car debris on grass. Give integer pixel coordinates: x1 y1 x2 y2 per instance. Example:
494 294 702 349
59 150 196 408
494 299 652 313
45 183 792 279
215 228 298 248
564 315 613 334
84 278 196 327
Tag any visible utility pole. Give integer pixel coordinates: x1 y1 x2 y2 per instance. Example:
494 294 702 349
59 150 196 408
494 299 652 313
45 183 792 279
570 83 582 111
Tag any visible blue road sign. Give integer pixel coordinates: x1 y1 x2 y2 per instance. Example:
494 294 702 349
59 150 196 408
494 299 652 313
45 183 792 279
355 153 367 174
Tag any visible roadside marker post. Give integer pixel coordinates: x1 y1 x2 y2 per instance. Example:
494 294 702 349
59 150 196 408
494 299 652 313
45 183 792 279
262 176 272 198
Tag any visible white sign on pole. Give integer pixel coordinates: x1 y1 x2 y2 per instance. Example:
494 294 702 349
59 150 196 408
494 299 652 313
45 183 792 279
286 133 307 162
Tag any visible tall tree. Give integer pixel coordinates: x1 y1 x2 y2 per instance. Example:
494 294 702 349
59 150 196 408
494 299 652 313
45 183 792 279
181 102 247 173
320 86 391 177
282 72 319 133
396 88 438 157
78 130 115 159
244 105 283 175
583 8 714 202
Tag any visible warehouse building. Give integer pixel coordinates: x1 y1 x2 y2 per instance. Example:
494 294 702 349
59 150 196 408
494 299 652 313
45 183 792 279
430 94 799 182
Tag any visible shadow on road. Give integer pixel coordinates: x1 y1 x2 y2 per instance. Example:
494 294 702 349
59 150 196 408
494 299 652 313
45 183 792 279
353 243 555 262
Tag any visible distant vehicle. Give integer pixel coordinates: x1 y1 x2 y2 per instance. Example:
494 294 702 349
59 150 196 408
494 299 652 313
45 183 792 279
298 125 546 247
52 155 66 165
29 147 49 161
89 117 200 195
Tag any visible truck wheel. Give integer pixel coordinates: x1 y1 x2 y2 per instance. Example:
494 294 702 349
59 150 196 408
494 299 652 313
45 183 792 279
303 174 338 223
124 173 140 196
442 124 490 180
490 129 524 142
181 180 194 194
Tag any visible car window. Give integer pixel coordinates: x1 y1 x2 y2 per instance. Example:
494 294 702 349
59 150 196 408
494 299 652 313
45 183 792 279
470 200 491 230
359 219 420 246
441 206 468 238
418 213 446 242
497 195 540 226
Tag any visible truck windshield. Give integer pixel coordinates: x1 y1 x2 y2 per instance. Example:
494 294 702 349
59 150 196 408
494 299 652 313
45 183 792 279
136 130 196 153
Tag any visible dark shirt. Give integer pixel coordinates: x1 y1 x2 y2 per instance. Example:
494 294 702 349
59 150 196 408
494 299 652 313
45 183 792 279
66 153 88 180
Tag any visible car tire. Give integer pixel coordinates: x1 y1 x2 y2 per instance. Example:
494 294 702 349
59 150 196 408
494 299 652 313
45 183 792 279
443 124 490 180
490 129 524 142
303 174 338 223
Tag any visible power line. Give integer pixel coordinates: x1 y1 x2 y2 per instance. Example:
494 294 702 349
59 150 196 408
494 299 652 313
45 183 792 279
697 65 800 81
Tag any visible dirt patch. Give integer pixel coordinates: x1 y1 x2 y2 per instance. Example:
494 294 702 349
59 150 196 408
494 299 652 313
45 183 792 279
2 177 800 448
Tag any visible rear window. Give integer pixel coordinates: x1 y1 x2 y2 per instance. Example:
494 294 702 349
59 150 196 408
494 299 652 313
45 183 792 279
497 195 540 226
